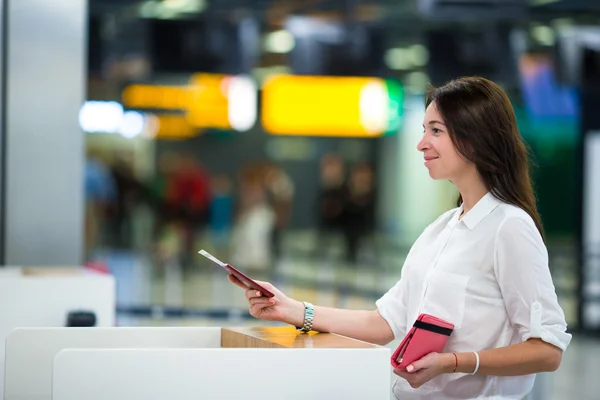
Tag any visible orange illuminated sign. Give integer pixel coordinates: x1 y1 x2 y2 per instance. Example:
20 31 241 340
148 115 198 139
122 74 257 132
122 85 191 110
187 74 230 130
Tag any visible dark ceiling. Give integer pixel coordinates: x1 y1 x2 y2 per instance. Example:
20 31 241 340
88 0 600 37
88 0 600 68
89 0 600 15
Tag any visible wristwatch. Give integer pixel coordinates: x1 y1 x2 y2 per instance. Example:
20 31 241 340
296 301 314 333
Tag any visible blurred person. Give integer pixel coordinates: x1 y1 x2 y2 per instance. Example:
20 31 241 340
168 153 211 266
209 174 235 256
263 163 294 260
314 154 347 258
84 149 116 258
148 152 180 210
230 166 275 271
170 153 211 223
229 77 571 400
146 151 185 228
146 151 183 264
108 150 139 248
342 162 376 264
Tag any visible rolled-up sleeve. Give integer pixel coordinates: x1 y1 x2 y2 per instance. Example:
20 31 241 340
376 272 409 340
494 217 572 351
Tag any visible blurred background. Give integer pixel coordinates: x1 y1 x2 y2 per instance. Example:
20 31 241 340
2 0 599 396
79 0 600 334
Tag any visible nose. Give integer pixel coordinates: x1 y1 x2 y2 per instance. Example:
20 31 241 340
417 133 429 152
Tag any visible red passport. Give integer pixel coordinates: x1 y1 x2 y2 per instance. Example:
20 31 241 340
391 314 454 369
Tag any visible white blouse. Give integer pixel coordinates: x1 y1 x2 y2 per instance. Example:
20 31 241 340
376 192 572 400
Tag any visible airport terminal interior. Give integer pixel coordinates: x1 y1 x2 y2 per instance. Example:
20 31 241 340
2 0 600 399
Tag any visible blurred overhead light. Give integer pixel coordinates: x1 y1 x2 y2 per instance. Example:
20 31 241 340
406 72 430 94
552 18 574 30
408 44 429 67
162 0 205 12
80 101 123 134
532 25 555 46
140 1 160 18
163 0 186 9
227 75 258 132
155 8 179 19
141 0 206 19
79 101 147 138
385 48 412 70
530 0 559 5
359 81 388 135
119 111 146 139
264 30 295 54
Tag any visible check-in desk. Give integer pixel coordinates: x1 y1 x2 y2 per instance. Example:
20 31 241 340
0 267 115 400
5 324 556 400
6 326 391 400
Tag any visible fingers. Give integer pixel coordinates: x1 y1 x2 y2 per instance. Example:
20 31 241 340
228 275 276 295
251 279 275 293
406 352 435 373
247 289 276 318
245 289 265 300
406 364 418 373
393 369 424 389
249 298 276 316
393 369 410 379
227 274 247 289
250 303 269 316
227 275 280 309
250 296 276 307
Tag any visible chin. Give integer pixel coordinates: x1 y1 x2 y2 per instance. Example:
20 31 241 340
425 164 451 180
427 169 443 180
428 171 452 181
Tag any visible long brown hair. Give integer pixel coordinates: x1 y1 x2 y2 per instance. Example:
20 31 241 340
426 76 545 241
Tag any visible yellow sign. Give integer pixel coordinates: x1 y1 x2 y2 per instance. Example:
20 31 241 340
187 73 230 130
148 115 198 139
122 85 191 110
261 75 389 137
122 74 257 132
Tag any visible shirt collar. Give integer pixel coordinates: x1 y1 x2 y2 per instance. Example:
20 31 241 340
448 192 502 230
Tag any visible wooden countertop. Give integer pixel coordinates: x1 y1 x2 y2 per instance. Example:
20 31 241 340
221 326 381 349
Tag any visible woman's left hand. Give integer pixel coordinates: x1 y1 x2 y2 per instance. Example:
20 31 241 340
393 352 452 389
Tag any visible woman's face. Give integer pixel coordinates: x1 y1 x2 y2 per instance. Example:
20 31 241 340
417 101 472 181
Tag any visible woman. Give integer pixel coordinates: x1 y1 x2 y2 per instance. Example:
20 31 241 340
228 77 571 399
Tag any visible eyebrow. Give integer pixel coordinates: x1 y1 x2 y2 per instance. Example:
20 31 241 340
427 120 446 126
421 120 447 128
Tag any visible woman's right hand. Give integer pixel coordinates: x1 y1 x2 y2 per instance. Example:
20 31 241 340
227 275 304 326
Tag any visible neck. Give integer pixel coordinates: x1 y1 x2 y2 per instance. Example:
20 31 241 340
454 169 488 215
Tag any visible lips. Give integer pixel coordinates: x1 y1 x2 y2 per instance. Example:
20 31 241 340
424 156 439 161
